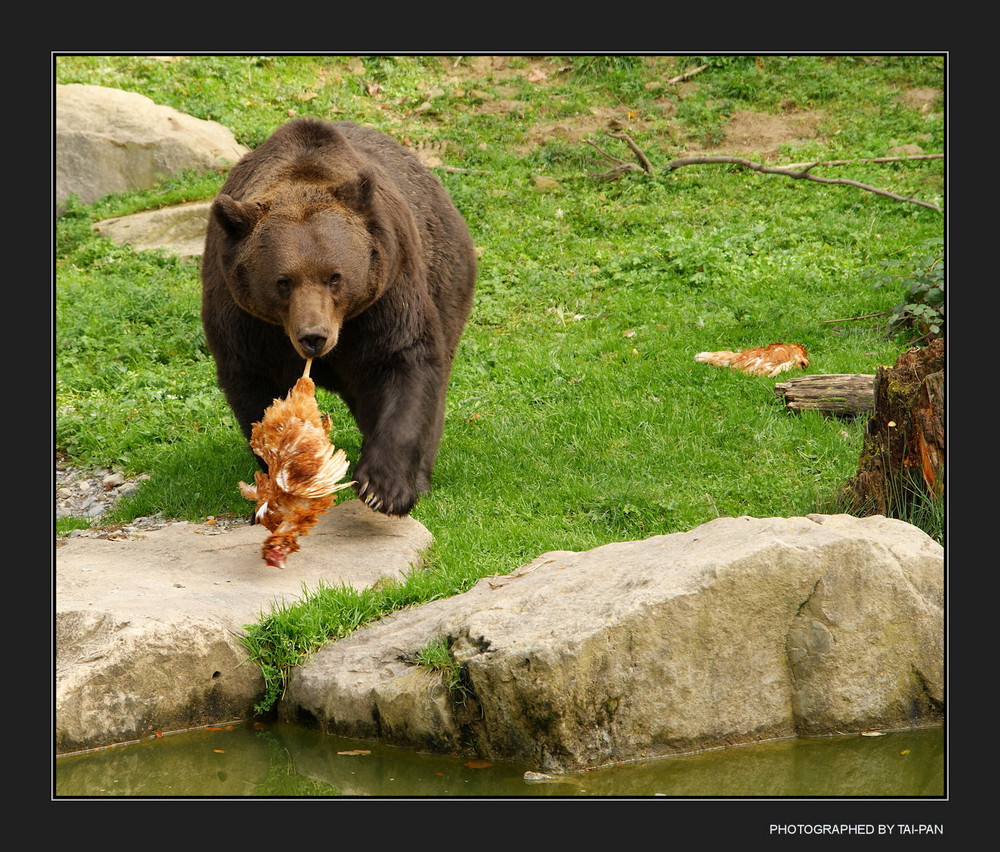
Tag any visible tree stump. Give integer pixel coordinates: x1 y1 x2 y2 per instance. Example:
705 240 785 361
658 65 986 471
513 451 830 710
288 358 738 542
843 338 944 516
774 374 875 416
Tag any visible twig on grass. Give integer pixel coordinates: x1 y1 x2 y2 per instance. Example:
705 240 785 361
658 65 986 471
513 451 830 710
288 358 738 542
705 493 720 518
663 154 943 212
667 64 708 84
782 154 943 171
582 132 654 181
438 165 492 175
582 131 943 212
609 132 654 174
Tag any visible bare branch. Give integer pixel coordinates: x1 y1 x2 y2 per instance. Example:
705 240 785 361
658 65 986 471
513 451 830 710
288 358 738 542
782 154 943 171
607 132 654 174
583 138 646 181
663 155 942 212
580 133 942 212
583 133 654 181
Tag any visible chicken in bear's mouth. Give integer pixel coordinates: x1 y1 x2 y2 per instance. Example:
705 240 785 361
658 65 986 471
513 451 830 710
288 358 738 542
238 357 354 568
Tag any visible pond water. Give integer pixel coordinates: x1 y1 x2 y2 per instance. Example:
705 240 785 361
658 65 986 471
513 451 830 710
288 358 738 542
54 722 944 798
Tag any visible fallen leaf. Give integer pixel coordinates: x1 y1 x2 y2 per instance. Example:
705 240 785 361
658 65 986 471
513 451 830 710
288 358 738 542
901 749 911 754
338 749 371 756
861 730 886 737
214 749 225 754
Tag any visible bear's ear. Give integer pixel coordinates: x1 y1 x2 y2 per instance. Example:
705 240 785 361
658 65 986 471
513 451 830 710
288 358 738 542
332 166 377 214
211 194 267 239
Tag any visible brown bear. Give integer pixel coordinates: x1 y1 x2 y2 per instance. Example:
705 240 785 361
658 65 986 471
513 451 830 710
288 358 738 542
201 117 476 516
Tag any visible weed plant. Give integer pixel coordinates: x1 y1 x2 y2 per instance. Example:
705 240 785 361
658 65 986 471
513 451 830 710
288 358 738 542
54 55 945 707
408 637 469 698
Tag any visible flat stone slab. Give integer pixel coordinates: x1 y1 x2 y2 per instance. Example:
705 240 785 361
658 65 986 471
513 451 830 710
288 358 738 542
55 500 432 753
93 201 211 259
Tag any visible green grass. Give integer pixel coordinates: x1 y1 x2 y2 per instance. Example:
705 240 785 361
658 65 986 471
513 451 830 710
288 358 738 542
55 54 945 710
240 579 420 712
407 637 469 698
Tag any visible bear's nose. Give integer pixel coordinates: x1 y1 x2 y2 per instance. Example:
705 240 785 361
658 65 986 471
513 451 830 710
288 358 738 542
297 330 328 356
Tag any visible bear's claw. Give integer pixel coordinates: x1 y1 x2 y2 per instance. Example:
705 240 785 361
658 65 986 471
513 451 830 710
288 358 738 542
362 486 385 512
357 474 416 517
360 480 381 511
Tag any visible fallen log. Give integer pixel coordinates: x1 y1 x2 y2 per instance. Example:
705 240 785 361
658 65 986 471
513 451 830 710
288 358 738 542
774 373 875 416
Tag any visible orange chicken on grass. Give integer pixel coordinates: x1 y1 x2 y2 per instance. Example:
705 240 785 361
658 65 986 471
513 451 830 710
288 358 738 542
694 342 809 378
239 358 353 568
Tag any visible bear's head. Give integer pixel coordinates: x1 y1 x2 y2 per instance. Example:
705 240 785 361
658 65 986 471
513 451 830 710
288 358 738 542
210 167 406 360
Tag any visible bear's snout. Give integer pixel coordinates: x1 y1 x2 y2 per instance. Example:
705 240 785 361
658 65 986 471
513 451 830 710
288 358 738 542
296 326 335 358
285 284 340 359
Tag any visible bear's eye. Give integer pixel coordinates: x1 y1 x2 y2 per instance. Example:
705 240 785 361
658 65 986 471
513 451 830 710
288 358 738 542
276 278 292 296
327 272 342 287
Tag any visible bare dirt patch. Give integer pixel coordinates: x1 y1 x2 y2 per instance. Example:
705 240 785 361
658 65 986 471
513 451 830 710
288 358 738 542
710 109 824 159
518 107 648 154
896 87 941 113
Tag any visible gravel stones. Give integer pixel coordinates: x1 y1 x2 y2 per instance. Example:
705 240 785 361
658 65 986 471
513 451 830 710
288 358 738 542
54 452 248 538
55 453 147 522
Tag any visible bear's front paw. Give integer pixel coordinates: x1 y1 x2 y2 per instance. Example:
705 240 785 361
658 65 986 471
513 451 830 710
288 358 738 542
354 463 420 517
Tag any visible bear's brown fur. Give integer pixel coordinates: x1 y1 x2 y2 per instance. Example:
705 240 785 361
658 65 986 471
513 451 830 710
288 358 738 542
201 118 476 516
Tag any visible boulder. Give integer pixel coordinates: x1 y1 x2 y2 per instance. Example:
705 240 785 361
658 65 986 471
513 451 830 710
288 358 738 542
55 500 432 754
280 513 943 773
55 83 249 210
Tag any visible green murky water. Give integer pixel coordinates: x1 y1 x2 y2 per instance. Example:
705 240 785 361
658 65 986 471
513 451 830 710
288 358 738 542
54 723 944 798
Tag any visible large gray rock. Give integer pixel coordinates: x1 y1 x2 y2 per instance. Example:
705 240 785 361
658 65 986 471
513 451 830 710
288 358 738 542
55 500 432 754
280 513 943 773
55 83 249 209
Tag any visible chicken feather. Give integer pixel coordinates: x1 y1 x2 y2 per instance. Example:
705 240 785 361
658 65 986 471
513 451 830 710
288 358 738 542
239 359 353 568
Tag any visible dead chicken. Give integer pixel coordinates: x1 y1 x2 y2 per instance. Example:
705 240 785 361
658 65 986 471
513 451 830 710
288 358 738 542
694 342 809 378
239 358 353 568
